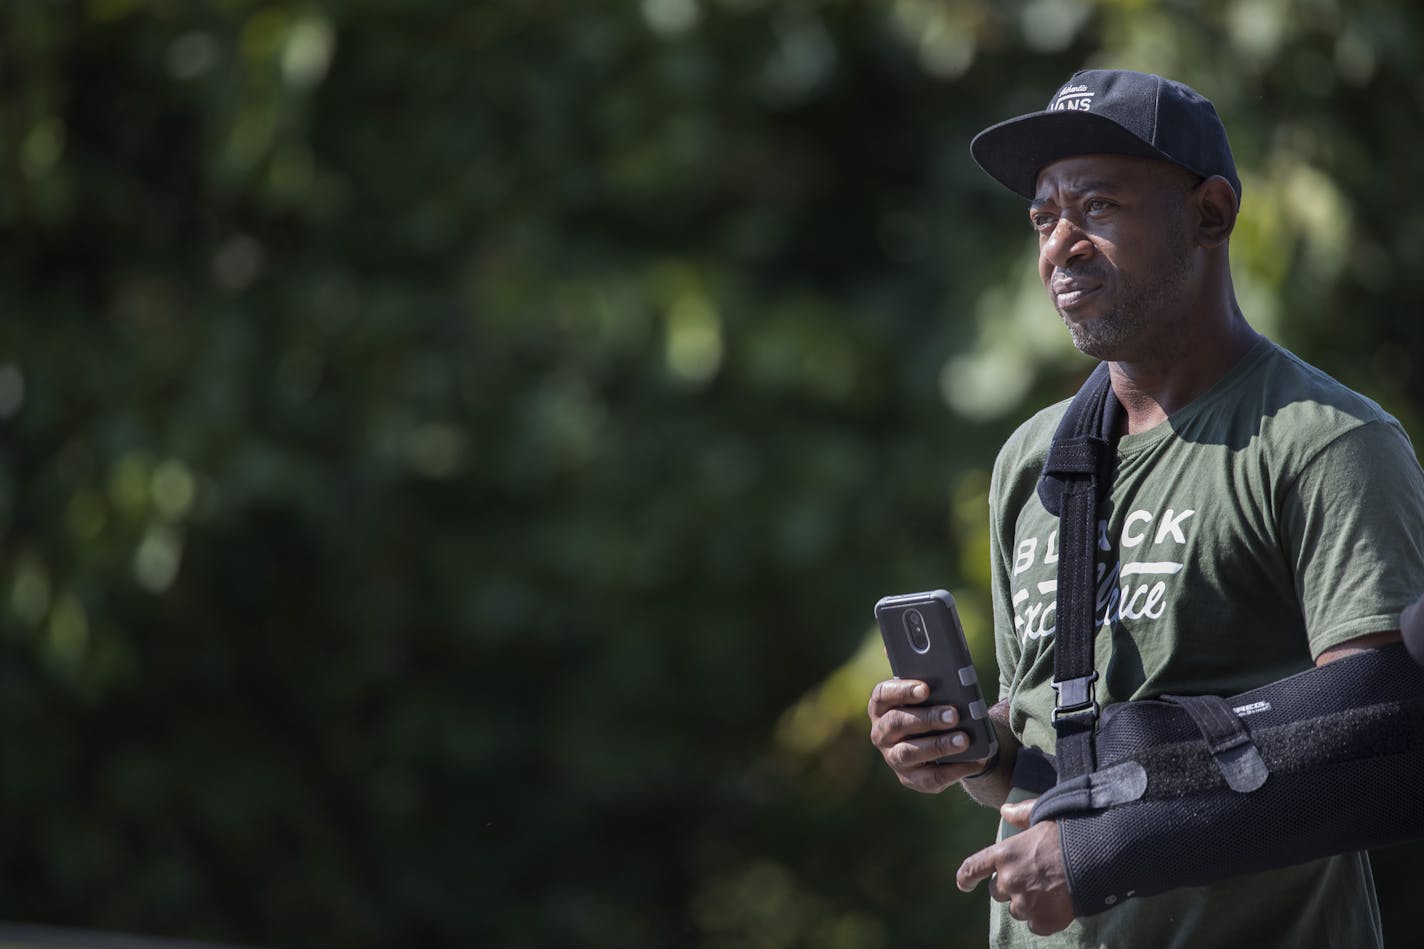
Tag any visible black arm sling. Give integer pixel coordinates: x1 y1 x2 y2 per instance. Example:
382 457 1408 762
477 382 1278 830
1021 361 1424 916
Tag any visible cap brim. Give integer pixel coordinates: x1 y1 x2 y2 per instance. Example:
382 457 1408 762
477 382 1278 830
970 111 1176 200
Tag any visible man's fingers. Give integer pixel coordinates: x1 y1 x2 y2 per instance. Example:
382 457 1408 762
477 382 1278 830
867 680 982 795
868 686 961 751
867 678 928 718
896 766 951 795
885 729 976 771
879 715 967 757
870 705 955 747
899 758 983 793
956 844 1000 892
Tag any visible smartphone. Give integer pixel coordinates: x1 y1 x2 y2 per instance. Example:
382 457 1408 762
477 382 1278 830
875 589 998 765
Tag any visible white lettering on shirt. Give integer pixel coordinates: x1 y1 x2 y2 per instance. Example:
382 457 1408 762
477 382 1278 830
1121 509 1152 548
1010 502 1192 643
1014 538 1038 576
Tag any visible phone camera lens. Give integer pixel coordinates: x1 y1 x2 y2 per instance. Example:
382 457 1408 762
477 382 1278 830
904 608 931 654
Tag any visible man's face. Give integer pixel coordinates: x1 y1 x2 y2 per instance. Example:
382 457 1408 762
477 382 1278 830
1029 154 1199 361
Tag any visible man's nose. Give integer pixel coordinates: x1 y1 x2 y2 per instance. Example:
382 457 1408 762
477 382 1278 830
1041 217 1093 270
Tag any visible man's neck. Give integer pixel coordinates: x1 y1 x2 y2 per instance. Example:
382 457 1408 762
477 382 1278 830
1108 315 1260 436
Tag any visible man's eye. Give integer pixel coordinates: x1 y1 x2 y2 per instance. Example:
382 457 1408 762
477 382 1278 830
1086 199 1111 213
1031 214 1056 232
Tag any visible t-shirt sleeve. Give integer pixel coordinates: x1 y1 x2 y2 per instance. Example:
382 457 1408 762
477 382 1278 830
1280 419 1424 658
988 452 1022 701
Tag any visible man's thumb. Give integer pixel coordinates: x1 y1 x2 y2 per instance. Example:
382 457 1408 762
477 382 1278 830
999 798 1035 830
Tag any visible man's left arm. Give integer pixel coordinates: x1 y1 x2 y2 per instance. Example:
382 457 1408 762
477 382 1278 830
958 421 1424 933
1317 629 1402 664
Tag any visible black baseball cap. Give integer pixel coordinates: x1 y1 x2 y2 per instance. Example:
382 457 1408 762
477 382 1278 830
970 69 1241 202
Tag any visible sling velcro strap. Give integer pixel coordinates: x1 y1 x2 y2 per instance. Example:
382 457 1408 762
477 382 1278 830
1027 760 1147 822
1043 436 1107 480
1160 693 1268 792
1038 361 1122 780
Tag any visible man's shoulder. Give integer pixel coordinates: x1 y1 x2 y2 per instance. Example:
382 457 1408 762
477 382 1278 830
989 395 1076 523
1254 342 1398 428
1243 341 1407 453
995 396 1073 476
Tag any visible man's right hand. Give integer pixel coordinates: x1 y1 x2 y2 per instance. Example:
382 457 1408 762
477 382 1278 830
867 678 994 793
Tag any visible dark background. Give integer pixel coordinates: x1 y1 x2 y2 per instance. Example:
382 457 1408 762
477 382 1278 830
3 1 1422 946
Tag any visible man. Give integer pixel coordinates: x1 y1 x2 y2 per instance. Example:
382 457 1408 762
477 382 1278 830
868 69 1424 947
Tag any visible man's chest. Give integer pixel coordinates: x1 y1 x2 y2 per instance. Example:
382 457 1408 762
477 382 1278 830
1005 455 1286 650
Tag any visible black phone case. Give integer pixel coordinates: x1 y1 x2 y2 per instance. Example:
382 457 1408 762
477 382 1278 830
875 589 998 764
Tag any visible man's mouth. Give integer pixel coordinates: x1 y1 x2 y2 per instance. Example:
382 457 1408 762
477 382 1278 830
1052 278 1102 311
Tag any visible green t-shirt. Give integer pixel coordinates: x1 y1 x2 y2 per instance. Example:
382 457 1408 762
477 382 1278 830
987 339 1424 949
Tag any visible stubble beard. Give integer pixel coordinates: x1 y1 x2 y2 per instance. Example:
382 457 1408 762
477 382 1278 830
1059 224 1195 362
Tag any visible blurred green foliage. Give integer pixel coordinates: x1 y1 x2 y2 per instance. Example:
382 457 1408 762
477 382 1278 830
2 0 1423 946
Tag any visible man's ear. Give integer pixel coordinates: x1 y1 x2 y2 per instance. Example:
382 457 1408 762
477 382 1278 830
1192 175 1238 248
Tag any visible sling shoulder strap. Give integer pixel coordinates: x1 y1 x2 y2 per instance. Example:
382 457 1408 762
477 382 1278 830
1038 361 1122 780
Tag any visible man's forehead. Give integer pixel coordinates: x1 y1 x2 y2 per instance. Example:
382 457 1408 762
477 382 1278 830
1031 154 1185 202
